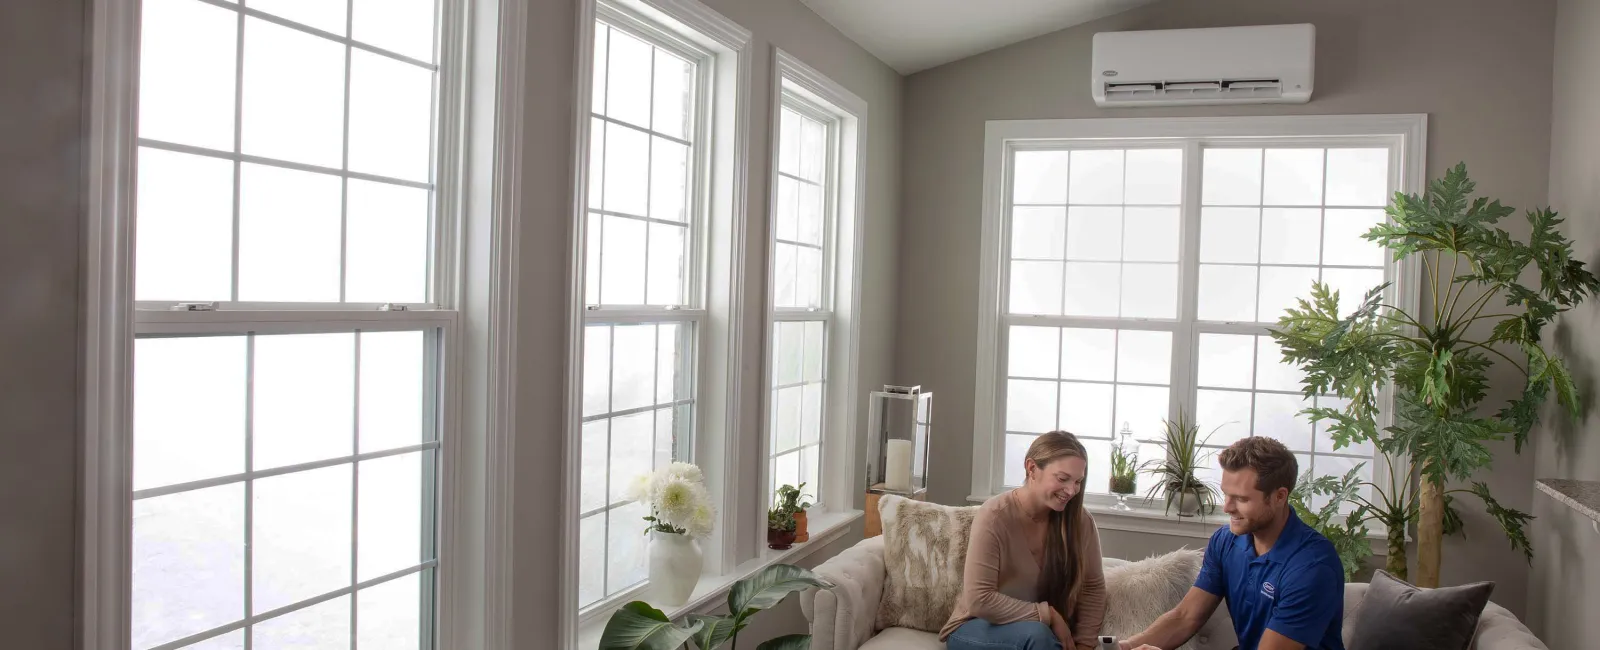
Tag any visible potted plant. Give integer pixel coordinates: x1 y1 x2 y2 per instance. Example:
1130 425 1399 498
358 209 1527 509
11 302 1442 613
1108 443 1138 511
626 463 716 607
598 563 830 650
1140 410 1221 517
1271 163 1599 584
767 507 797 550
775 483 813 542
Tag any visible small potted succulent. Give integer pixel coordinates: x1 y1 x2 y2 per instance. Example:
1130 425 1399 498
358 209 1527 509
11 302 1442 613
775 483 813 542
767 506 797 550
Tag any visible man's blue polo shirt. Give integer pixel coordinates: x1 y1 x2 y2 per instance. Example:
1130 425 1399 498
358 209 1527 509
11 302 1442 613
1193 507 1345 650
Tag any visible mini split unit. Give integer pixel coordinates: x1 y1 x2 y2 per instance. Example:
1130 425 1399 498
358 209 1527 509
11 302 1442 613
1091 23 1315 107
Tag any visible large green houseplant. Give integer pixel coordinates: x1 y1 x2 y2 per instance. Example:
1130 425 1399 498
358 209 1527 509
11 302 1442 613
599 564 830 650
1271 163 1599 585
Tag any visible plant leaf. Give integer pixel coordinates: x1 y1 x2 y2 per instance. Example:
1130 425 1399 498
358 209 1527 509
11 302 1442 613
1468 482 1535 562
599 601 704 650
687 614 740 650
727 564 832 619
755 634 813 650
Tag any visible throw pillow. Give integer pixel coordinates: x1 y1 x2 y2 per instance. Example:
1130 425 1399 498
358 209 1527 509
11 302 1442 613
1347 570 1494 650
873 495 979 632
1101 549 1210 650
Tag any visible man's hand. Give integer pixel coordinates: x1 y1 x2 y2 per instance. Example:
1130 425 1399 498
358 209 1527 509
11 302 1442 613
1047 607 1072 646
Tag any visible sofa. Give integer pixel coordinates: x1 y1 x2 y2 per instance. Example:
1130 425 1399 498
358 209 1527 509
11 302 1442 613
799 535 1548 650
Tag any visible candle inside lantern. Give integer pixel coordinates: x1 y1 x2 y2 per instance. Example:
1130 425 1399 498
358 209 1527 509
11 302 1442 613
885 439 914 492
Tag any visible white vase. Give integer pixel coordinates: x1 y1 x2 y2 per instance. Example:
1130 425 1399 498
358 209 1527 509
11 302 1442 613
647 531 703 606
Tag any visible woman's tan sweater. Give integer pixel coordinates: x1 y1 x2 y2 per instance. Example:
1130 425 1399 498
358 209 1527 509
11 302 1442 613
938 490 1107 650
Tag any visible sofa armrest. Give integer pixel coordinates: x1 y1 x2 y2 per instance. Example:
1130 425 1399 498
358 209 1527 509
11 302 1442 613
800 536 886 650
1471 602 1548 650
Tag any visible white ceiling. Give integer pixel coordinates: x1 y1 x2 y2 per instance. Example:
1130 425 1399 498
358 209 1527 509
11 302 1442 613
801 0 1160 74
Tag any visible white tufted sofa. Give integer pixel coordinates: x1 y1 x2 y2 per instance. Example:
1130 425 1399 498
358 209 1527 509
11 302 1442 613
799 536 1548 650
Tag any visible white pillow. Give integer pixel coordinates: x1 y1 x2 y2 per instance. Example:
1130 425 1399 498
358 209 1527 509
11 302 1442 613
1101 549 1206 650
873 495 979 633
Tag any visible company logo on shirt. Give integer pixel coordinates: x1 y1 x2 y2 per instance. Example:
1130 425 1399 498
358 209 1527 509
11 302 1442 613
1261 581 1277 600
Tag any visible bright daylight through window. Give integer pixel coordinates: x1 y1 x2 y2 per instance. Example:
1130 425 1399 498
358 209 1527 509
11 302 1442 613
130 0 446 648
578 13 702 611
767 100 834 503
998 139 1396 514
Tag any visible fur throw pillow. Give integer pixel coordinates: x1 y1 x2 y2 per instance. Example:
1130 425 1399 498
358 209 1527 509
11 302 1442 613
873 495 979 633
1101 549 1206 650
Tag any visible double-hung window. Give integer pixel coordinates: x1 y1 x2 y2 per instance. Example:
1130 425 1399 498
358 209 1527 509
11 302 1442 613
763 53 869 519
578 6 708 611
129 0 454 648
975 116 1424 516
766 98 835 501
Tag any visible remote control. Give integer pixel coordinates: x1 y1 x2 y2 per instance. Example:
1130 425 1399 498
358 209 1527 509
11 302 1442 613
1098 635 1118 650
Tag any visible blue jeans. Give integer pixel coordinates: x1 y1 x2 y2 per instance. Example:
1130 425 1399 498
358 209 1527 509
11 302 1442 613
946 619 1062 650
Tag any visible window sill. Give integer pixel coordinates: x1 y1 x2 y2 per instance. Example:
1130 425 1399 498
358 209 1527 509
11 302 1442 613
968 492 1397 550
575 509 864 650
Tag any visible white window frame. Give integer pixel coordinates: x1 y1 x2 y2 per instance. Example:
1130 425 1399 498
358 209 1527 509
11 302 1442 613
761 49 869 528
81 0 528 647
970 115 1426 539
560 0 753 639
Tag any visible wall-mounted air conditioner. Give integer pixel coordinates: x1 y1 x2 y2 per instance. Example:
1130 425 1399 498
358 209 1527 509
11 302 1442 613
1091 24 1314 107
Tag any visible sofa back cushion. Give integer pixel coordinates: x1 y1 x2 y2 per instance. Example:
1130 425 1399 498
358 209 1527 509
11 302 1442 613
1102 550 1238 650
873 495 979 633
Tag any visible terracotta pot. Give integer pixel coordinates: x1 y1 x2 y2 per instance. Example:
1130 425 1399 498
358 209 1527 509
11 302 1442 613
767 527 796 550
794 510 809 543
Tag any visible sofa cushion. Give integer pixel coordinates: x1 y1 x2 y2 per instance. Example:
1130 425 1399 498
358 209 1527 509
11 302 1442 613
873 495 980 633
1346 570 1494 650
1101 549 1236 650
858 627 945 650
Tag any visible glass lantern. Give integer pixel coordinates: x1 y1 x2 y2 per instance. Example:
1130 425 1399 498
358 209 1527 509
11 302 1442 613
866 385 932 498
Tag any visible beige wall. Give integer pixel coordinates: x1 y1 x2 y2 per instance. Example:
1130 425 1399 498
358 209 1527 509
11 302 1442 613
0 0 86 647
1530 0 1600 645
517 0 900 646
896 0 1555 617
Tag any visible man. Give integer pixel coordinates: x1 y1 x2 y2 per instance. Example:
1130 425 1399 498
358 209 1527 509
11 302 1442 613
1120 437 1344 650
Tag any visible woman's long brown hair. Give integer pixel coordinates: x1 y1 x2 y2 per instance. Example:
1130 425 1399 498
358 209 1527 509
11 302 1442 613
1026 431 1092 627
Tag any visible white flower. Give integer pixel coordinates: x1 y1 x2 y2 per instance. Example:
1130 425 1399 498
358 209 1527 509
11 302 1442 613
686 501 715 539
623 473 654 504
656 478 699 525
665 462 704 485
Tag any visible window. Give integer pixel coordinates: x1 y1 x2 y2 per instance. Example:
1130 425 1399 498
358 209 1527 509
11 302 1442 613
975 116 1424 515
578 8 708 612
763 54 868 518
129 1 452 648
767 101 834 501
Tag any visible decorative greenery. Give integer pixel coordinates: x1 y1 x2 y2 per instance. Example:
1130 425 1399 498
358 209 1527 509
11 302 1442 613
628 463 716 538
1109 444 1138 495
1140 409 1221 515
774 483 812 516
1289 464 1375 580
1270 163 1599 583
598 564 831 650
766 507 796 533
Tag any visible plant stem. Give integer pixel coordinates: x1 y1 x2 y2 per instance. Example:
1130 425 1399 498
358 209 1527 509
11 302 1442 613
1424 252 1440 323
1443 252 1463 323
1456 340 1530 377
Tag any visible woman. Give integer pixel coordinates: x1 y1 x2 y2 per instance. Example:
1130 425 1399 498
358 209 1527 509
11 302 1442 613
941 431 1107 650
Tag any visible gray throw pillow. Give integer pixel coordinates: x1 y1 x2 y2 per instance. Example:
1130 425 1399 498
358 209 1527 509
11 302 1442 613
1347 570 1494 650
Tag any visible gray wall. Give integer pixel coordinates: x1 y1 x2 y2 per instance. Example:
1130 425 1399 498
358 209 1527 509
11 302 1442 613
896 0 1556 618
517 0 900 646
0 0 86 647
1530 0 1600 645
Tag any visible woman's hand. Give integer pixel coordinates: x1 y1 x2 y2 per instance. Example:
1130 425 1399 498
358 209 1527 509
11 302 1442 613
1047 607 1072 647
